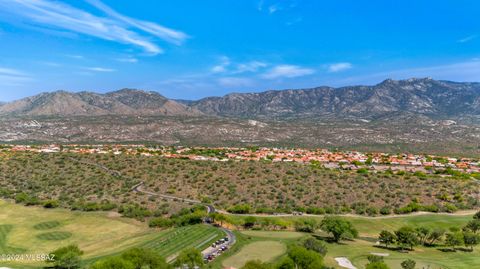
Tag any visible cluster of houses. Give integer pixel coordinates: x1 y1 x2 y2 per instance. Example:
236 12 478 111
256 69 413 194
2 144 479 173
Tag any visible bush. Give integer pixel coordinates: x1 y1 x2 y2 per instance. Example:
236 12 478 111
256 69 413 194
48 244 83 269
227 204 251 214
303 237 328 257
320 217 358 242
148 217 174 228
43 200 60 208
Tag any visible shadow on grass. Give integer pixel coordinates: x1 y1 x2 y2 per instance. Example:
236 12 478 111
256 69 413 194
438 247 474 253
311 234 351 245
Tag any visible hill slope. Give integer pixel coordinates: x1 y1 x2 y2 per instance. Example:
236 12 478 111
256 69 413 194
0 89 202 117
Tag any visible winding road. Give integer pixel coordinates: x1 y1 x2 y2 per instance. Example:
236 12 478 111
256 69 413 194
69 157 236 258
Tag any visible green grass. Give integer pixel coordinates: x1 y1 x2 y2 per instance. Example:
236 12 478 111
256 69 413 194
36 231 73 241
222 241 286 269
241 231 305 239
0 201 228 268
0 224 13 246
323 238 480 269
33 221 61 230
0 200 159 267
224 213 480 269
141 224 224 260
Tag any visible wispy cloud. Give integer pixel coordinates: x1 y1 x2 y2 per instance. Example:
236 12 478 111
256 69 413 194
211 56 231 73
211 57 267 74
268 4 279 14
85 0 188 45
327 62 353 73
0 66 32 86
457 35 477 43
234 61 267 73
217 77 254 87
258 0 298 14
65 54 85 60
115 57 138 63
261 65 315 79
0 0 187 55
83 67 116 72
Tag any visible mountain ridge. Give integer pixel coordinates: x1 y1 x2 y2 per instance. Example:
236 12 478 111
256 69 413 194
1 78 480 119
191 78 480 119
0 89 202 117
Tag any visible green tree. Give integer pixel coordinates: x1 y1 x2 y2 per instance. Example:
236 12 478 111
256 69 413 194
243 216 257 229
90 257 135 269
473 211 480 220
48 244 83 269
320 217 358 242
465 219 480 234
276 257 295 269
415 226 431 245
303 237 328 257
378 230 396 248
426 228 445 246
241 260 272 269
287 246 323 269
173 248 203 268
395 227 418 250
401 259 416 269
463 231 480 251
445 232 464 251
120 248 171 269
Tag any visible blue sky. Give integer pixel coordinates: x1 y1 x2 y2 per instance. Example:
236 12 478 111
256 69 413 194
0 0 479 101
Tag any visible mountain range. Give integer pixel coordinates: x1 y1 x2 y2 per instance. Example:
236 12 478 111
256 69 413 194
0 89 201 117
1 78 479 120
1 78 479 155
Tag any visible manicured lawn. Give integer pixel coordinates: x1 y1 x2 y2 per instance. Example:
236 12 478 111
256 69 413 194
241 230 305 239
324 238 480 269
0 200 157 267
141 224 225 260
222 241 286 269
346 214 474 237
223 213 479 268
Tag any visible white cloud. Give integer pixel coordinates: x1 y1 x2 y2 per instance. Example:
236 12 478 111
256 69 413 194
212 58 267 74
327 62 353 73
234 61 267 73
116 57 138 63
0 67 32 86
65 54 85 59
268 5 279 14
0 67 27 77
217 77 254 87
261 65 315 79
83 67 116 72
457 35 477 43
85 0 188 45
0 0 187 55
211 56 231 73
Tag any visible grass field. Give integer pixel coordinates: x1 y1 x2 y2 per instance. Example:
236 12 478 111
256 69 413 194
0 201 223 268
223 213 479 269
222 241 287 268
241 231 305 239
0 200 157 267
141 224 225 260
324 238 480 269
